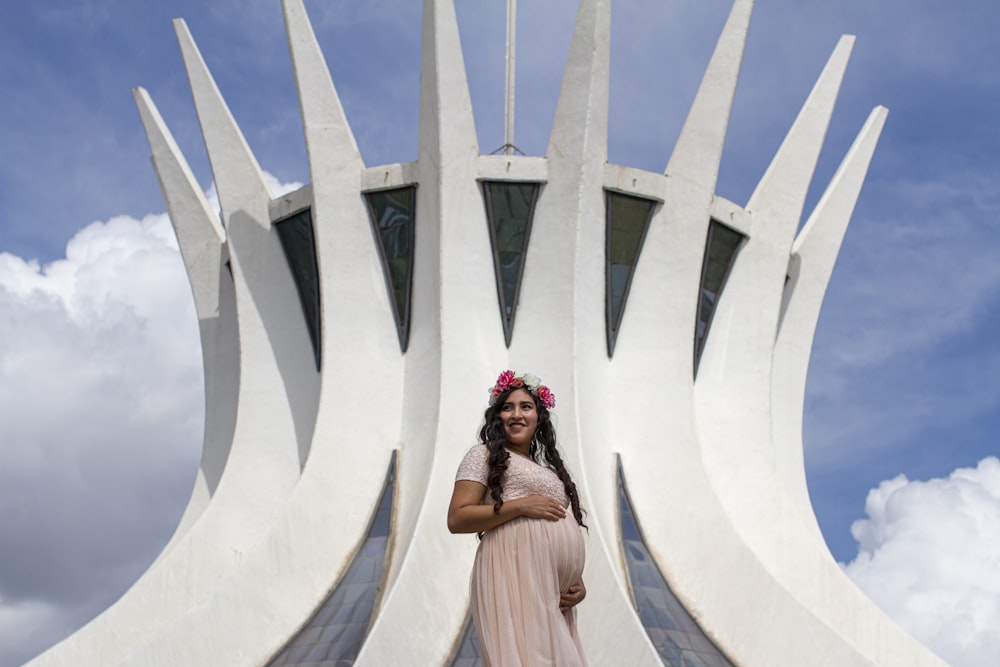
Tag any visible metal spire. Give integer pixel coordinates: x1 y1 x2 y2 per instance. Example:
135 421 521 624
503 0 518 154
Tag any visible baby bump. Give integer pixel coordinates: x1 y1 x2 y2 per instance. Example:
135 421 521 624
479 512 585 591
544 512 586 590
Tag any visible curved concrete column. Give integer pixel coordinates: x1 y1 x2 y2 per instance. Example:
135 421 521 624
111 2 403 663
692 31 947 665
174 18 322 473
694 34 854 573
26 19 320 667
133 88 239 564
774 107 888 542
609 3 876 665
665 0 753 186
763 107 945 665
356 0 508 663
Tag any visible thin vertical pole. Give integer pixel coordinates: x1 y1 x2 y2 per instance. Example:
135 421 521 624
504 0 517 155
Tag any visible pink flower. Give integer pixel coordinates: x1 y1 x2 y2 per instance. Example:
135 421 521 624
535 385 556 410
495 370 515 392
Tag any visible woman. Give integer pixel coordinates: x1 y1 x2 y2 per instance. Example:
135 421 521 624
448 370 588 666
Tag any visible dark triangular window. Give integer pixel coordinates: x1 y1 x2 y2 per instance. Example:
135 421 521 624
446 613 484 666
483 181 540 346
267 452 397 666
365 187 417 352
606 191 657 356
616 456 735 666
274 208 321 370
694 219 745 375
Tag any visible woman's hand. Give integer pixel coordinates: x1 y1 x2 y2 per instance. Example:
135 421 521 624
512 495 566 522
560 578 586 613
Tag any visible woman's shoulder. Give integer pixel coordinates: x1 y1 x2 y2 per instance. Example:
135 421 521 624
460 443 488 462
455 444 489 482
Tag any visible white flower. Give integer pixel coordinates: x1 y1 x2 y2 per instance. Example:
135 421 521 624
521 373 541 389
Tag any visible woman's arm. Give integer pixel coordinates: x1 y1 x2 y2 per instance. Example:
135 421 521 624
447 480 566 534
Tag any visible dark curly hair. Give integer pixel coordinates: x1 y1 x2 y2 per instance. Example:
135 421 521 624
477 386 586 528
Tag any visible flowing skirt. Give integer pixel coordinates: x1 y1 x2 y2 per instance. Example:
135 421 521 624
470 513 587 667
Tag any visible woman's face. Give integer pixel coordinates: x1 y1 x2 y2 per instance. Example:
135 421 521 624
499 388 538 448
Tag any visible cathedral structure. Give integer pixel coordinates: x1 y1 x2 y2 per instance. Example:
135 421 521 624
28 0 947 665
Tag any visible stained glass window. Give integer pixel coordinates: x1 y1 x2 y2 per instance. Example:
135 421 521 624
483 181 540 346
365 187 416 352
694 220 745 375
606 191 657 355
268 453 397 666
617 456 735 667
274 208 321 370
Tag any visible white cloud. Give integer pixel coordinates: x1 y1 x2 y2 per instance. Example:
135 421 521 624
845 457 1000 667
0 212 203 666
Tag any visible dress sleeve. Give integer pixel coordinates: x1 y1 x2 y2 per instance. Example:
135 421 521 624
455 445 489 486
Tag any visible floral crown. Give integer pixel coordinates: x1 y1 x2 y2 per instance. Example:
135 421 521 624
487 370 556 410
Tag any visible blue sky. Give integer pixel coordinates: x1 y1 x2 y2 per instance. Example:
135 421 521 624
1 1 998 665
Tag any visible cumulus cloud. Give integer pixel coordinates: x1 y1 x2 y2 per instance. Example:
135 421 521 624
0 212 203 667
845 457 1000 667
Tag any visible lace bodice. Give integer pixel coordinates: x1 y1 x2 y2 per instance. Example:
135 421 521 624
455 444 569 506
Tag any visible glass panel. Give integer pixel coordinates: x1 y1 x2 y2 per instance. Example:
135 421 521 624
446 613 484 667
694 220 745 375
365 187 417 351
268 453 397 666
606 192 656 355
483 181 540 346
616 456 735 667
274 208 321 370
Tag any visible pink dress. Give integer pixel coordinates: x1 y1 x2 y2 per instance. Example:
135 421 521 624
456 445 588 667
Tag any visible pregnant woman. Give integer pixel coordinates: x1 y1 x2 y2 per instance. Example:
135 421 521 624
448 370 588 666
